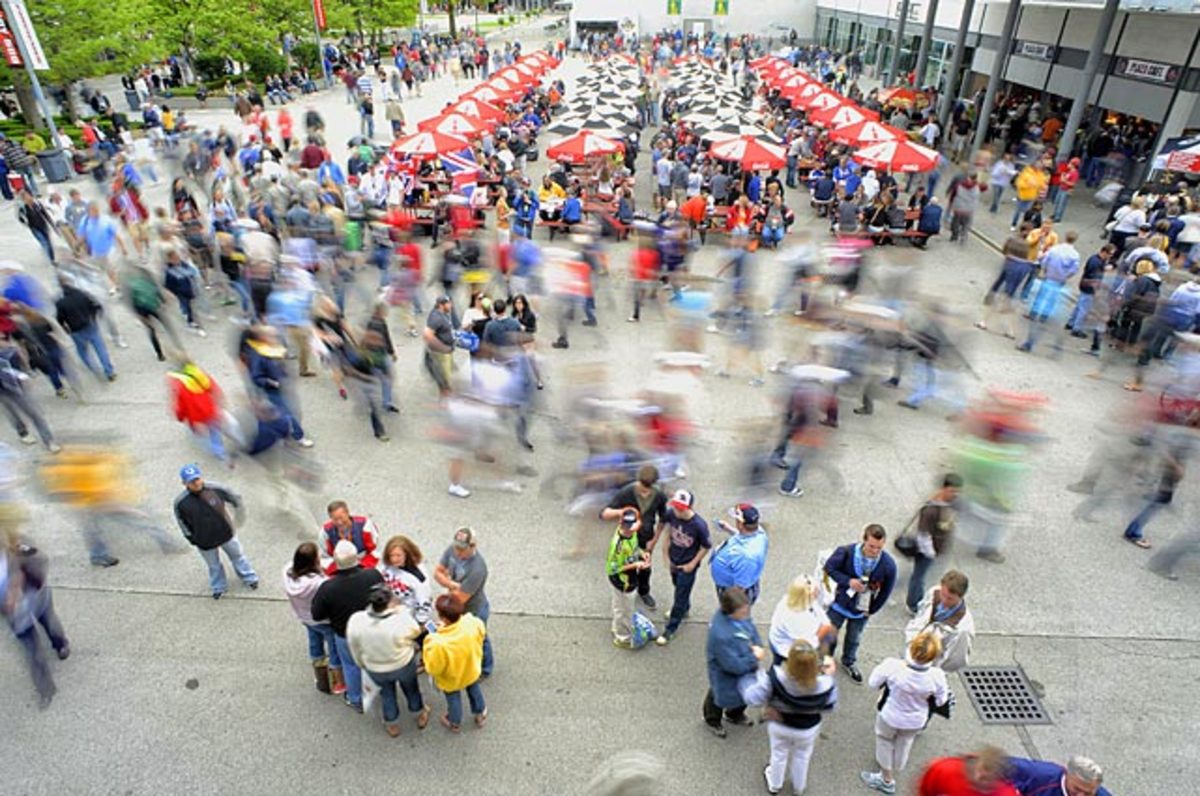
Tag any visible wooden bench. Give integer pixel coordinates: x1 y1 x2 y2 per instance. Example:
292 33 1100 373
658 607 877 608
536 219 576 241
835 228 935 247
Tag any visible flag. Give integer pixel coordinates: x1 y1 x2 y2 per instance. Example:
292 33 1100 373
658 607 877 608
441 148 480 202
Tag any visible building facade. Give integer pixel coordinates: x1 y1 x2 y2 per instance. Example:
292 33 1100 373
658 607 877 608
813 0 1200 148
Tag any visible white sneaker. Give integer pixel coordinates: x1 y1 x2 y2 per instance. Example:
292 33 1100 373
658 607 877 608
705 324 719 334
296 437 315 448
18 434 36 446
115 338 129 349
448 483 471 498
499 481 523 493
764 308 778 317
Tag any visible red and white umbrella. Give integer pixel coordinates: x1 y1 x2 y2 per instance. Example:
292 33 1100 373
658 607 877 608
829 119 903 147
784 81 821 99
796 91 845 113
852 140 940 173
545 130 621 164
709 135 787 171
750 55 784 70
808 103 879 129
449 98 505 122
487 76 519 93
389 130 469 161
418 113 489 138
467 85 515 104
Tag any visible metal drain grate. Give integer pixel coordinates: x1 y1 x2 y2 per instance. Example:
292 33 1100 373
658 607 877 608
959 666 1052 725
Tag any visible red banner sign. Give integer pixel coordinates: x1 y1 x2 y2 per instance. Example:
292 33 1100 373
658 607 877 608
0 10 22 67
313 0 326 30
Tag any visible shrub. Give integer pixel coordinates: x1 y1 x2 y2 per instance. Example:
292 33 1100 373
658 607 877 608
292 42 321 72
244 46 287 79
193 53 229 82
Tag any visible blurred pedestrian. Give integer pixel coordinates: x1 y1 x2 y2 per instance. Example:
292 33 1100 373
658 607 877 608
917 747 1017 796
902 473 962 614
1 518 70 709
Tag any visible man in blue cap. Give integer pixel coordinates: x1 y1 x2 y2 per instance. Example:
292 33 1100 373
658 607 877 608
709 504 768 606
172 464 257 599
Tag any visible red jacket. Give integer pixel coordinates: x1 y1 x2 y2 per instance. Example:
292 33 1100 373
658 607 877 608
167 365 222 428
919 757 1019 796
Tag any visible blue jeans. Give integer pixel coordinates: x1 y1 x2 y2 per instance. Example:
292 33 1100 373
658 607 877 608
989 185 1004 213
781 456 803 492
368 657 425 724
905 359 966 414
1068 293 1094 333
1085 158 1106 188
266 390 305 440
334 635 363 707
906 553 935 612
477 599 494 676
197 537 258 595
443 681 486 726
30 227 55 263
1052 189 1071 222
1011 198 1033 228
762 225 784 247
1124 497 1166 541
306 623 341 666
827 609 867 667
665 567 697 636
70 324 115 378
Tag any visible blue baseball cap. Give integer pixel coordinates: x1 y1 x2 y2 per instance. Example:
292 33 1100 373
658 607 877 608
180 464 202 483
734 503 760 526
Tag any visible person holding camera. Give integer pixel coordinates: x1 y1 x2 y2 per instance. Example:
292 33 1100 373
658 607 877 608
606 508 648 649
822 524 896 683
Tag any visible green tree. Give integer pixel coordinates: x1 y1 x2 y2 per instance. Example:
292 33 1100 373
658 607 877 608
327 0 419 45
29 0 156 123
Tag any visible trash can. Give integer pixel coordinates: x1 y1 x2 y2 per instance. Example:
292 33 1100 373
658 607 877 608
125 89 141 111
36 149 72 184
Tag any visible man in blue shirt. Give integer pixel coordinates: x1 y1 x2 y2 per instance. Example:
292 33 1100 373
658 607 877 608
710 503 768 605
1019 230 1081 354
823 524 896 682
77 202 127 292
1006 755 1111 796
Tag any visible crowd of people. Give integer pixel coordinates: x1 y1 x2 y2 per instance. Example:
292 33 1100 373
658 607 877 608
0 17 1172 796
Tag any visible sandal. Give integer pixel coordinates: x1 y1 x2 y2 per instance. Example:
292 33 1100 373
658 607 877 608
417 706 431 729
474 708 488 729
1126 537 1152 549
440 714 461 733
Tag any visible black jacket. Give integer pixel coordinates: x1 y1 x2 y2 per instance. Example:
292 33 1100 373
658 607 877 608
311 566 384 636
55 285 102 333
173 485 241 551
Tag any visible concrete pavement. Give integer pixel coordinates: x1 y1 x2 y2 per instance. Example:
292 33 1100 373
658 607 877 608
0 24 1194 795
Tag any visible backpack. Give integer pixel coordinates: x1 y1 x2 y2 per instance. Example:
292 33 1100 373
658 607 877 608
129 274 162 312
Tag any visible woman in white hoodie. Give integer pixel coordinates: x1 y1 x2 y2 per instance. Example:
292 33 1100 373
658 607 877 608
860 632 951 795
283 542 342 695
346 583 429 736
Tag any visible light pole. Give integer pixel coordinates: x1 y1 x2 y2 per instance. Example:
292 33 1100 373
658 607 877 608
1 0 59 146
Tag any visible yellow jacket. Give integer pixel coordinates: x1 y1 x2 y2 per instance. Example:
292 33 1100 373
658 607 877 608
538 182 566 202
422 614 486 692
1014 166 1047 202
